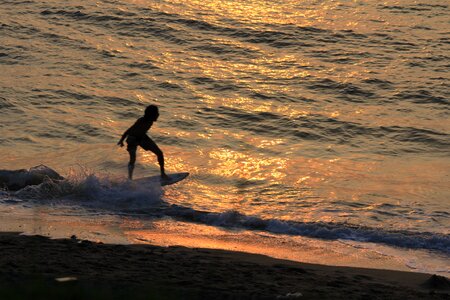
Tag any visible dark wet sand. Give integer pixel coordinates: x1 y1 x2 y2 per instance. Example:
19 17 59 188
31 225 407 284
0 232 448 299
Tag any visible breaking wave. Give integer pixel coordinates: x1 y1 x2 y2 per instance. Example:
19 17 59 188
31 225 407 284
1 166 447 255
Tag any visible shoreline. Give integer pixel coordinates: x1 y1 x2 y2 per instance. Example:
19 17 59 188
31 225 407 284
0 232 448 299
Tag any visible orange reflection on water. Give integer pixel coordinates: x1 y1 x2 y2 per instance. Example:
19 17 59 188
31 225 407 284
123 220 413 271
250 137 286 149
219 96 273 114
209 148 287 181
129 0 402 33
134 0 339 28
195 93 311 122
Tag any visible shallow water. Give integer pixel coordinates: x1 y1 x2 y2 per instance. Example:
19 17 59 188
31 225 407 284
1 0 449 275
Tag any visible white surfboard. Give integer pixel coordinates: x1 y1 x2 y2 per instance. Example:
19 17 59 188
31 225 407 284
134 172 189 186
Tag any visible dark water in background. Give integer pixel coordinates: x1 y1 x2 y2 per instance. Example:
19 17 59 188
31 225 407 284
0 0 449 274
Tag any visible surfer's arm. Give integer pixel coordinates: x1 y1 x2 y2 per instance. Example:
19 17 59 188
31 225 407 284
117 128 131 147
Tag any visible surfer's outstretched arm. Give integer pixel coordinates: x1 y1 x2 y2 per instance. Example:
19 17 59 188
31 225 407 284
118 128 130 147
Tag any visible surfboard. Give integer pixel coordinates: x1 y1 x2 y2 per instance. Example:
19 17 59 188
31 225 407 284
133 172 189 186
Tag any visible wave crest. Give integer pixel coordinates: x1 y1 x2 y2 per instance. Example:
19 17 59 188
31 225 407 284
165 205 450 254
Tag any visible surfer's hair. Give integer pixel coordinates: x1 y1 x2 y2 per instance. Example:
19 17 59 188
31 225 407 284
144 105 159 118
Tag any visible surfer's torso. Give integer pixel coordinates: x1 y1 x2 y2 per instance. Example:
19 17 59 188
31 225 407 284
126 117 153 139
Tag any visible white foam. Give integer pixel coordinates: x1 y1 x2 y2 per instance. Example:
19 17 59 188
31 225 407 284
0 164 63 191
165 206 450 254
12 166 162 211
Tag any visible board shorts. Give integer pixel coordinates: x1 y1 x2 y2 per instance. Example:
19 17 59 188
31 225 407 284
126 135 160 153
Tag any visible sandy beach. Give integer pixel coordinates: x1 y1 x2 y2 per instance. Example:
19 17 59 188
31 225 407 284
0 232 448 300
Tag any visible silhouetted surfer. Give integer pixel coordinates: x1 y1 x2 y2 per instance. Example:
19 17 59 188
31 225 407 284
118 105 168 180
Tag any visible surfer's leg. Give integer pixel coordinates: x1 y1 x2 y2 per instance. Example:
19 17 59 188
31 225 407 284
141 136 167 178
128 151 136 180
126 142 137 180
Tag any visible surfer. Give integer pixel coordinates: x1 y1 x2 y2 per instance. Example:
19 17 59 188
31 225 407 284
118 105 168 180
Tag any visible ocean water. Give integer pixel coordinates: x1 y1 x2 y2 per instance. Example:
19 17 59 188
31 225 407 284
1 0 449 275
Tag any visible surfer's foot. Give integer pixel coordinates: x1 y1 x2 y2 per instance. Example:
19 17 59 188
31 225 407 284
161 173 170 180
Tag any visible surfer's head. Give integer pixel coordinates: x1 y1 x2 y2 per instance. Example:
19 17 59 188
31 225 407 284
144 105 159 121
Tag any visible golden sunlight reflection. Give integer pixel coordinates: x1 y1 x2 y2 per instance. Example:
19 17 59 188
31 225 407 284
208 148 287 181
123 219 412 271
196 94 311 120
126 0 397 32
